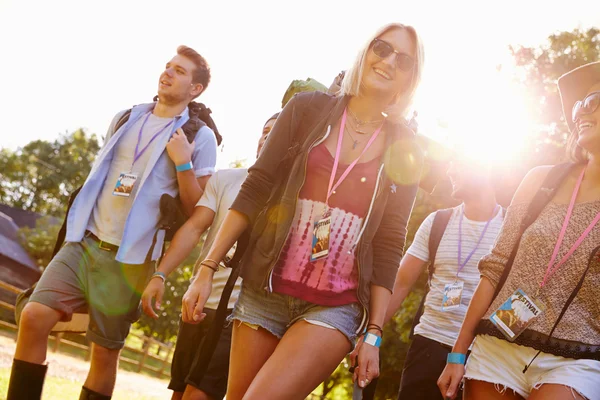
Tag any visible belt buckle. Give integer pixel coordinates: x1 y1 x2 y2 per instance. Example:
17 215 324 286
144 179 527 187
98 240 112 251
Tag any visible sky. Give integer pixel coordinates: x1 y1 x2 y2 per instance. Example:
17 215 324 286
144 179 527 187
1 0 599 169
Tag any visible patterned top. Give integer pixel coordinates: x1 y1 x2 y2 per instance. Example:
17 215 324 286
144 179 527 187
479 201 600 346
272 143 380 306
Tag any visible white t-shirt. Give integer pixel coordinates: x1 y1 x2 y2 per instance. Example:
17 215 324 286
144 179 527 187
407 204 504 347
195 168 247 310
88 113 175 245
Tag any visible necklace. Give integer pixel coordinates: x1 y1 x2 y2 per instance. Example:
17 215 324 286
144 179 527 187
345 126 361 150
348 107 385 134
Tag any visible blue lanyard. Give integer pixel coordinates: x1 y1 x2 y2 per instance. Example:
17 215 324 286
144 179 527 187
457 204 499 278
132 113 174 168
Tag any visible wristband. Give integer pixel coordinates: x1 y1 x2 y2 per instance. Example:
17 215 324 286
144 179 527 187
200 261 219 273
447 352 466 365
176 161 194 172
151 271 166 283
363 332 382 348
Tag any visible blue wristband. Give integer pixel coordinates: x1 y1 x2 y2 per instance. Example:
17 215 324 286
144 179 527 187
152 271 166 283
176 161 193 172
447 352 466 365
363 332 382 348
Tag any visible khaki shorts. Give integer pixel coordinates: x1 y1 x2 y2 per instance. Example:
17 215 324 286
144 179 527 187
29 234 154 349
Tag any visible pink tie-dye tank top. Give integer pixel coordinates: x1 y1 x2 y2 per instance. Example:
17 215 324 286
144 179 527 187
272 143 380 306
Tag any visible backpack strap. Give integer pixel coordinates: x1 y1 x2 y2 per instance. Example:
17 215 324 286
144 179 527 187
409 207 454 338
491 162 578 301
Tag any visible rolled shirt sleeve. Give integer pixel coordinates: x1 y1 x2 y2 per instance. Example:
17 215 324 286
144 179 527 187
192 125 218 178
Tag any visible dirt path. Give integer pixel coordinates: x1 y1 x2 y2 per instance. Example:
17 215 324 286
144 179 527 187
0 332 172 399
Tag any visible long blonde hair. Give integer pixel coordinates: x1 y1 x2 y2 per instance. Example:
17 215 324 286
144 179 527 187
340 23 425 122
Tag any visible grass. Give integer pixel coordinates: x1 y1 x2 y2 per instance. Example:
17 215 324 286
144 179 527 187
0 367 164 400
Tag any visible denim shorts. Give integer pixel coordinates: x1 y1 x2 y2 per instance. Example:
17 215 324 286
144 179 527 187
229 283 366 349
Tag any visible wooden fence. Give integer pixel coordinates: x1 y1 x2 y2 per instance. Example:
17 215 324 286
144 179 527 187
0 280 173 379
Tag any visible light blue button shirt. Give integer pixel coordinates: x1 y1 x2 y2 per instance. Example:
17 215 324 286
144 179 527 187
66 102 217 264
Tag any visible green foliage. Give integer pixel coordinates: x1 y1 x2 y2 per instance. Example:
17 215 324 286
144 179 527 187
0 129 100 217
17 216 60 268
510 27 600 166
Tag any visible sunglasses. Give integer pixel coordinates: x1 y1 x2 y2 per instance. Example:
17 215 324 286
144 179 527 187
371 39 414 72
572 91 600 123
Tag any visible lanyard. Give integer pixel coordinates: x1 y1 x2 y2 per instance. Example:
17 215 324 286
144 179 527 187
539 167 600 292
326 108 384 210
132 113 174 168
457 204 499 278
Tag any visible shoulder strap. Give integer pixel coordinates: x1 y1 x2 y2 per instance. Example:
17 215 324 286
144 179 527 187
492 162 578 301
52 186 82 258
427 208 454 281
409 207 453 338
114 109 132 134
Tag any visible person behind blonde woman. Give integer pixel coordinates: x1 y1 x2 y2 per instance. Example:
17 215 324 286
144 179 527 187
180 22 425 400
438 62 600 400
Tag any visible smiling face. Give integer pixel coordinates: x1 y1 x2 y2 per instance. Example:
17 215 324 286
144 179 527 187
158 54 203 105
360 27 416 100
575 82 600 157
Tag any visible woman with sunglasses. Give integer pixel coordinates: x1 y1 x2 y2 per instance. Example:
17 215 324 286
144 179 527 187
180 23 424 400
438 62 600 400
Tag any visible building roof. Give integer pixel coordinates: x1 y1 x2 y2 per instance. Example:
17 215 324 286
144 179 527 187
0 212 38 271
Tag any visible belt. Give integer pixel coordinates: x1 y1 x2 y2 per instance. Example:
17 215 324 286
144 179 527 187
85 231 119 252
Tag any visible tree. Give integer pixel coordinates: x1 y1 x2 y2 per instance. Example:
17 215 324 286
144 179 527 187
17 216 60 268
510 27 600 167
0 129 100 217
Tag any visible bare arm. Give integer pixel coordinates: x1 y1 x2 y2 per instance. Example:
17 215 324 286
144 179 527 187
177 173 208 215
141 206 215 319
354 284 393 387
384 254 428 324
157 206 215 277
182 209 249 323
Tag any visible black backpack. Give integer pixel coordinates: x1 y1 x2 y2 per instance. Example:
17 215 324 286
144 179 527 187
408 163 576 337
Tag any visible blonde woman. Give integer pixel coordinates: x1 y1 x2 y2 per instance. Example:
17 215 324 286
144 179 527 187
182 23 425 400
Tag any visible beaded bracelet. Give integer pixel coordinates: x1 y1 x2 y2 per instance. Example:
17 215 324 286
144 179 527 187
151 271 166 283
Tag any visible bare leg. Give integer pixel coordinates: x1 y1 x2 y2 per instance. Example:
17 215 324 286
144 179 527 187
243 320 351 400
14 302 62 364
224 322 279 400
464 379 525 400
171 391 184 400
529 383 587 400
83 343 120 396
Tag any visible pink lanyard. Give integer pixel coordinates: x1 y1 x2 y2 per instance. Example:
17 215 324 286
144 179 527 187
326 108 385 209
540 167 600 292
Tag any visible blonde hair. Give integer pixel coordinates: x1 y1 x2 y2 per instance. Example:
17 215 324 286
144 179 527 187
340 23 425 121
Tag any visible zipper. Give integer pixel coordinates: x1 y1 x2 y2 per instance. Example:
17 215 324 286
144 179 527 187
348 163 385 255
264 125 332 292
351 162 385 327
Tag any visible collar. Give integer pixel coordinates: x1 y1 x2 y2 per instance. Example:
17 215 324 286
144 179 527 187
131 102 190 120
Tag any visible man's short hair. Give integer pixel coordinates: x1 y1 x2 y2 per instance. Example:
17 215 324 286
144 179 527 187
177 45 211 96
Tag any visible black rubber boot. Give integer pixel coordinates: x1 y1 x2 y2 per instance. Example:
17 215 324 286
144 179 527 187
6 358 48 400
79 386 112 400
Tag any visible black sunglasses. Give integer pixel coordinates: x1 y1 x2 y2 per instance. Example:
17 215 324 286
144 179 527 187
371 38 414 72
572 91 600 123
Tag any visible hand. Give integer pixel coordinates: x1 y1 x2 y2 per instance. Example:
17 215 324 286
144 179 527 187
181 270 213 324
353 336 380 388
437 362 465 400
141 277 165 319
166 128 194 166
348 334 364 370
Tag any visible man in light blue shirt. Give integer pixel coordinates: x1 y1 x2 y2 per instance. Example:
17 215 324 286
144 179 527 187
7 45 218 400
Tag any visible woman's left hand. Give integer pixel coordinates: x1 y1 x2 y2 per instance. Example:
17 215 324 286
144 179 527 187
353 338 380 388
